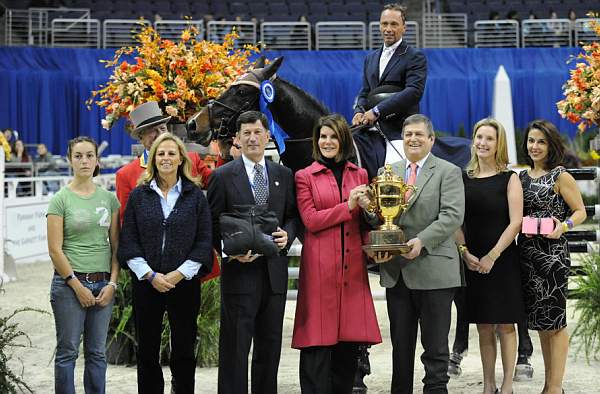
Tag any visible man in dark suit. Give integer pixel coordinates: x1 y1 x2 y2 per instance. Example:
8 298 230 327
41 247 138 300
351 3 427 175
207 111 299 394
372 114 464 393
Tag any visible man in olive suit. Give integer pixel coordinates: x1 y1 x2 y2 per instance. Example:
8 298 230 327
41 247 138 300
373 114 465 394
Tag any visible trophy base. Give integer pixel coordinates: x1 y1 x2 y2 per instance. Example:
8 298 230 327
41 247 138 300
362 243 412 256
362 229 412 259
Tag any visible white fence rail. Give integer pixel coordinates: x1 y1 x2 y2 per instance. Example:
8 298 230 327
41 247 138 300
315 21 366 50
474 20 519 48
206 21 257 47
574 18 600 45
6 9 29 46
261 22 311 50
522 19 572 47
154 20 204 42
5 8 600 50
0 149 5 282
51 18 100 48
102 19 151 48
6 7 91 46
422 13 467 48
1 173 116 276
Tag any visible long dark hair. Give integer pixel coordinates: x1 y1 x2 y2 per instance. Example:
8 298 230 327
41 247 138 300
522 119 565 170
67 136 100 176
312 114 355 163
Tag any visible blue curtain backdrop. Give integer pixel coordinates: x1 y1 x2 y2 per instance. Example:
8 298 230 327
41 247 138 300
0 46 582 156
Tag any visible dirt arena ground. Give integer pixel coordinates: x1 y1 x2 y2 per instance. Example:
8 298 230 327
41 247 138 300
3 261 599 393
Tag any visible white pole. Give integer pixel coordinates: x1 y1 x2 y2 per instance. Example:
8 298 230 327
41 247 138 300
492 65 518 165
0 148 7 284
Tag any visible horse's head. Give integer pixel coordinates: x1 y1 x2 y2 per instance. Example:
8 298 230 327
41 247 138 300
186 56 284 146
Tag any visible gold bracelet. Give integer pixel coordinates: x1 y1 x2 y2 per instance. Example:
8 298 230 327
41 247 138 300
487 249 500 261
458 244 468 256
562 222 569 233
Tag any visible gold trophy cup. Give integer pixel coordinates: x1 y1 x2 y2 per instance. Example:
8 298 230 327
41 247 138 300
362 164 416 258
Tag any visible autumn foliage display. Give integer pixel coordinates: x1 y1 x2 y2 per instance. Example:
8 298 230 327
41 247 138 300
557 17 600 132
88 24 259 131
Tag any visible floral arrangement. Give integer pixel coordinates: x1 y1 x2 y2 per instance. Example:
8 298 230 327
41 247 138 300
557 16 600 132
87 23 259 130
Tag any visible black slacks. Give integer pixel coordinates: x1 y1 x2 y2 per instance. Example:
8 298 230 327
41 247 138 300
218 263 286 394
131 273 201 394
386 273 455 394
451 286 469 354
299 342 359 394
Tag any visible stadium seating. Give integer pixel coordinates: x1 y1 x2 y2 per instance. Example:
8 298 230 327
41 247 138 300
5 0 594 26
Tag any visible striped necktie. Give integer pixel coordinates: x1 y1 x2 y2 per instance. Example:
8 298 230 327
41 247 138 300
405 162 418 201
253 163 268 204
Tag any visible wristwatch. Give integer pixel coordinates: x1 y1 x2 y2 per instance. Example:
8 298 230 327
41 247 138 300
372 106 380 118
64 273 77 284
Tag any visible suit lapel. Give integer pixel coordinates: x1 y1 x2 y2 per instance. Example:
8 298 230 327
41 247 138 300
371 48 383 85
379 41 409 84
232 158 255 203
266 161 282 210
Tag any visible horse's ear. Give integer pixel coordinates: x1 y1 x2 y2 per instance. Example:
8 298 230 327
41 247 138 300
262 56 283 80
252 55 266 69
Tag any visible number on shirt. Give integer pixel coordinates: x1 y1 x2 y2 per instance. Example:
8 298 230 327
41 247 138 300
96 207 110 227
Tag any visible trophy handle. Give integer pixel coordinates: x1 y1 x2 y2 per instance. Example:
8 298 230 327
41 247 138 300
405 184 417 204
366 184 379 214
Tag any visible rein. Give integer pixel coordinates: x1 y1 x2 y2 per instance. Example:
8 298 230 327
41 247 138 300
207 70 277 139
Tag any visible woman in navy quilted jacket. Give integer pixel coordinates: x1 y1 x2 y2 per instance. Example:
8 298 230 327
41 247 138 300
118 132 213 393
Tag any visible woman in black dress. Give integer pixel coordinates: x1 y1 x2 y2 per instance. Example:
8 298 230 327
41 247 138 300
456 118 524 394
519 120 586 394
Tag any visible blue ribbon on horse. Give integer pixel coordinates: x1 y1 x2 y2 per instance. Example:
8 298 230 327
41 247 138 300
259 80 289 154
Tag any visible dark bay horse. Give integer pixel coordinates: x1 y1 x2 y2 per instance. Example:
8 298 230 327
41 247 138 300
187 56 471 178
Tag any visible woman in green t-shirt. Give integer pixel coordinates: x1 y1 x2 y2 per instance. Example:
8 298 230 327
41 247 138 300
47 136 120 394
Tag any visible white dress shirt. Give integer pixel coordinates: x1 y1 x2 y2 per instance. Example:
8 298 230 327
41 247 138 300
379 39 402 79
404 153 430 180
241 154 269 200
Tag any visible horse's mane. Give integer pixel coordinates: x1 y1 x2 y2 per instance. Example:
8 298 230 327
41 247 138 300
275 78 329 117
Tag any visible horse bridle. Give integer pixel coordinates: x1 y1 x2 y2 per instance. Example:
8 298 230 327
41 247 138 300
206 70 268 140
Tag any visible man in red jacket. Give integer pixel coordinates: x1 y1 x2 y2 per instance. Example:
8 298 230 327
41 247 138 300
116 101 212 219
116 101 218 280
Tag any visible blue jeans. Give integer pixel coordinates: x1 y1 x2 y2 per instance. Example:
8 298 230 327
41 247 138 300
50 274 114 394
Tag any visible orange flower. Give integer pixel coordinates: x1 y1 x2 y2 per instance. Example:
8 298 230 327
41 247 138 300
558 14 600 132
88 21 259 129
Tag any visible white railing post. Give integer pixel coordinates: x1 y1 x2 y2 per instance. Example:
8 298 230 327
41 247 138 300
0 148 6 283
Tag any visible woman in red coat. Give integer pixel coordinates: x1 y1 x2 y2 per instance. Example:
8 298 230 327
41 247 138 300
292 114 382 393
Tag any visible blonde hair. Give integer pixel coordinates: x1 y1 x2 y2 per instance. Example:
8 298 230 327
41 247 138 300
465 118 509 177
138 132 201 187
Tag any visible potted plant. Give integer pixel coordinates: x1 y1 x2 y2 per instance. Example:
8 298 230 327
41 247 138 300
570 252 600 361
106 270 136 365
0 307 48 393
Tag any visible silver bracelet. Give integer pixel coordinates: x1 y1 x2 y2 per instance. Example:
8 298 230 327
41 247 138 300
108 281 118 290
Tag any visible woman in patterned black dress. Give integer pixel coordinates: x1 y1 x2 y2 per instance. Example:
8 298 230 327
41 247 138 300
519 120 586 394
456 118 524 394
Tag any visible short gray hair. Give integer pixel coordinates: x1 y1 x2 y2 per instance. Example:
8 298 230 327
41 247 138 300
403 114 434 137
